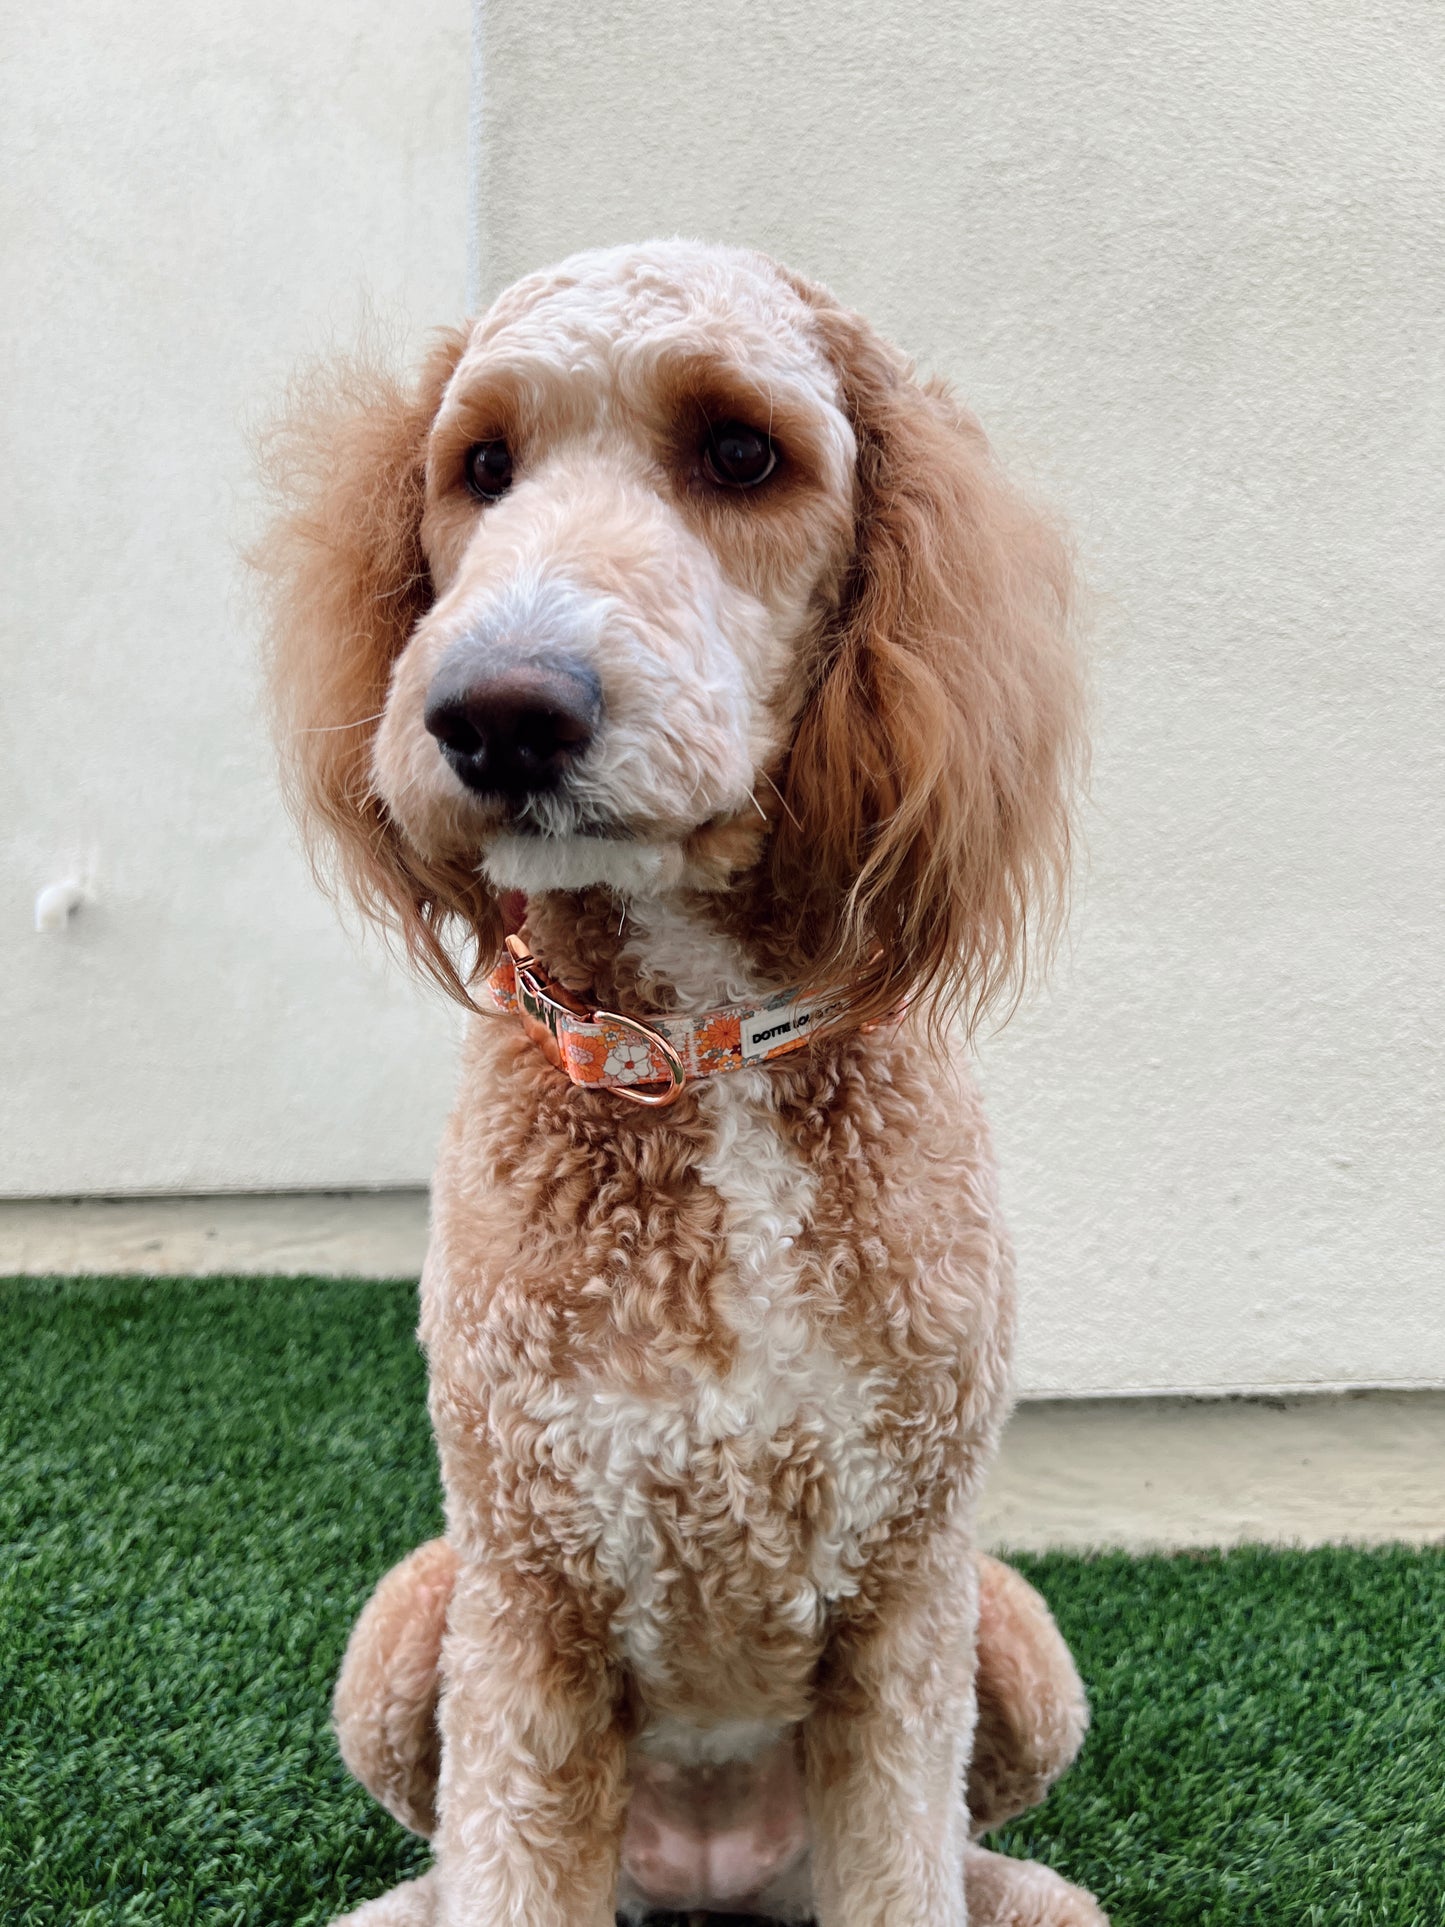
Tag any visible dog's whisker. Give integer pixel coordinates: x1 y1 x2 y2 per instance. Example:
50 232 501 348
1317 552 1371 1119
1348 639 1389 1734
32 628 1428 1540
376 570 428 605
748 788 769 822
298 710 386 735
758 768 800 828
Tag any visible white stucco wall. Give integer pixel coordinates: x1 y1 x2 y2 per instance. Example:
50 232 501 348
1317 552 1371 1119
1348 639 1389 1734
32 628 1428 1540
4 2 1441 1395
1 1 467 1194
468 0 1445 1396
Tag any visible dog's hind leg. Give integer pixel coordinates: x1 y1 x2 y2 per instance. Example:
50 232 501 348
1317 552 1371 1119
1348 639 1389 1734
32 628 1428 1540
332 1547 626 1924
966 1553 1090 1836
332 1872 439 1926
333 1538 457 1837
960 1558 1107 1924
964 1845 1107 1925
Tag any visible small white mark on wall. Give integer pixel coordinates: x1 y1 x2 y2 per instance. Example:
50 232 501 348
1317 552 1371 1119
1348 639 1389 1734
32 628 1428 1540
34 879 85 933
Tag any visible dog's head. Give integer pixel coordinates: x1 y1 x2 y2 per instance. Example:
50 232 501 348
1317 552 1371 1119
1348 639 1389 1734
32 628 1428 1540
259 240 1079 1029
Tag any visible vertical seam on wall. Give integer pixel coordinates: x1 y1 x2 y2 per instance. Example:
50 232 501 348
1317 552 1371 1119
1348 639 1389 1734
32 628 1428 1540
466 0 487 311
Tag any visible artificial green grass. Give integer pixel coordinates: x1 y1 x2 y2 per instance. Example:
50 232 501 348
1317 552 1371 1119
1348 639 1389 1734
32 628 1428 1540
1 1276 1441 1925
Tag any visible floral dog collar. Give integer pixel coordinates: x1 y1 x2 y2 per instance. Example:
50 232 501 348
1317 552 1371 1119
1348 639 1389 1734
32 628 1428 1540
483 935 848 1109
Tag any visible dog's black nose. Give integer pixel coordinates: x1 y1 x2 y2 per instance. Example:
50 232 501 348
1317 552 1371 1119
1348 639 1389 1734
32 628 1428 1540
424 649 602 799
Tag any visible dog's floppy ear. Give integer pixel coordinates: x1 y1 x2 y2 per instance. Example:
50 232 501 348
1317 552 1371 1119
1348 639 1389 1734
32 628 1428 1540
255 330 501 1000
772 291 1083 1035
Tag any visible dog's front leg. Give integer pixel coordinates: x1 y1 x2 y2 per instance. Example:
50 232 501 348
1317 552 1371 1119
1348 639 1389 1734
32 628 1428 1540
805 1531 977 1927
433 1560 627 1927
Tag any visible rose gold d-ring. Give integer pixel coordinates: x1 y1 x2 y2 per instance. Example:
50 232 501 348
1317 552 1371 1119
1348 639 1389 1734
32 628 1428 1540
591 1009 688 1108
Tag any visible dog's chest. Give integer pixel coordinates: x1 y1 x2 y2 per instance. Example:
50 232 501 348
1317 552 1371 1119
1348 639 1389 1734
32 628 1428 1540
527 1072 906 1695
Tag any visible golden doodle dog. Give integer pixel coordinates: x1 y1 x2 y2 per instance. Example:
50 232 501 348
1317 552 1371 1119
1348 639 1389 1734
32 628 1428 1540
260 239 1104 1926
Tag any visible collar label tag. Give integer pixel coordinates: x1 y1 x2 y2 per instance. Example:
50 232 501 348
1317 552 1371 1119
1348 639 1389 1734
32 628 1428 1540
740 992 843 1063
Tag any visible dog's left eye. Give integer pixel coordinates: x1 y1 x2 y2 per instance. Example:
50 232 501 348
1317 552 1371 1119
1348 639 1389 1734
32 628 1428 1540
465 440 514 501
701 421 777 489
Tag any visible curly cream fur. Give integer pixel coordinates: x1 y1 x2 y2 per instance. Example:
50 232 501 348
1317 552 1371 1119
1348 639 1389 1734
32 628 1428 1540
259 239 1099 1925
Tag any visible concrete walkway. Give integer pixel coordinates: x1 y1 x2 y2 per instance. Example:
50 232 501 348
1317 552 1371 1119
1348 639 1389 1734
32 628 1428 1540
979 1391 1444 1551
0 1189 432 1281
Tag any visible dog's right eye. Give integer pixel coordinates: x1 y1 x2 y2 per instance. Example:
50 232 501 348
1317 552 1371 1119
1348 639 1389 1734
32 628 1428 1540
701 421 778 489
464 440 514 502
